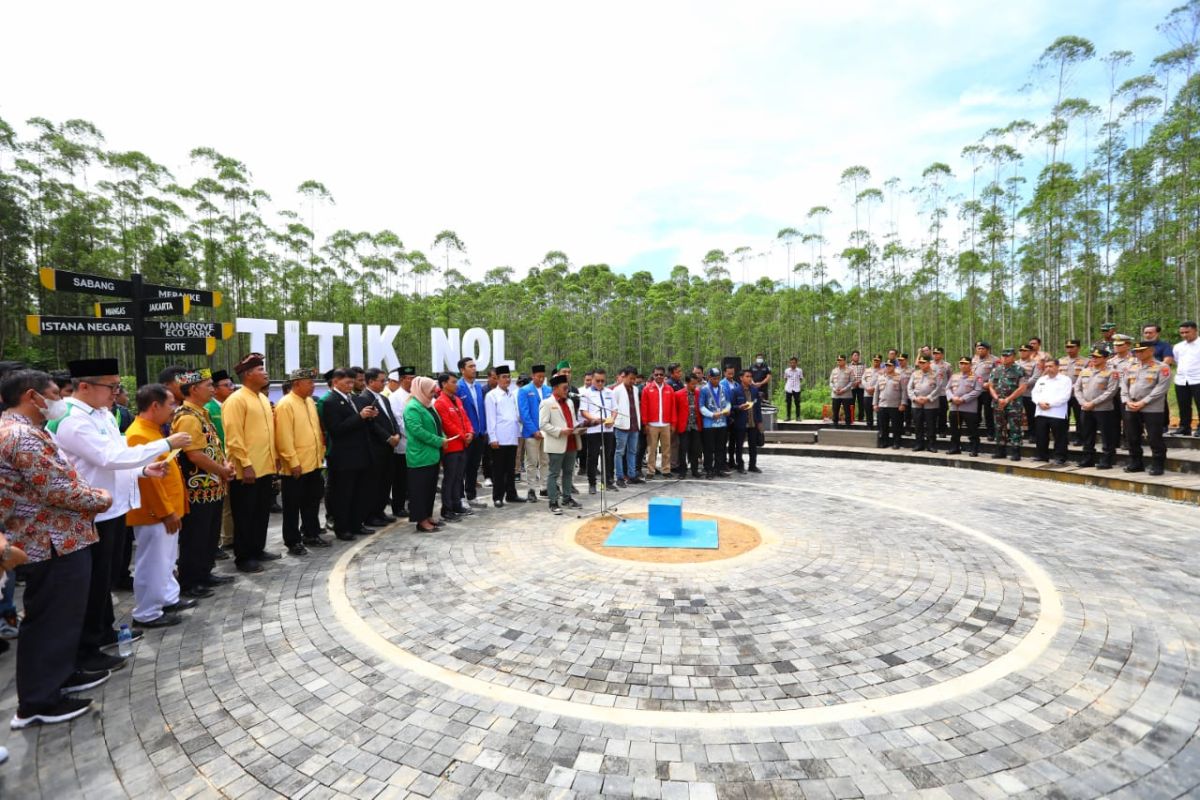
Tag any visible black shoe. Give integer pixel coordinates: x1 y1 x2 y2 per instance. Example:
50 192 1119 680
628 477 645 485
335 531 356 541
163 598 198 613
969 447 979 457
441 515 461 524
135 612 182 629
1010 454 1021 462
78 652 126 672
606 483 618 491
1124 463 1145 473
748 466 762 473
61 668 111 694
527 489 538 502
1148 464 1164 476
1096 460 1113 470
11 697 93 729
549 503 562 515
506 495 528 503
303 536 331 548
181 585 214 599
589 484 597 495
539 489 549 497
1171 427 1190 436
201 573 235 586
704 472 714 480
213 548 230 561
1052 458 1066 466
991 448 1007 459
565 498 583 509
927 447 938 454
493 500 504 508
616 479 627 489
891 445 900 450
113 575 135 591
287 543 309 556
716 470 731 478
366 516 392 527
236 560 264 573
353 527 375 536
1078 459 1095 468
946 448 962 455
912 445 926 452
258 551 281 561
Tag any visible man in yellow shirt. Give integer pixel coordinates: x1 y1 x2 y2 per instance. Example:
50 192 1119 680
172 368 237 598
274 367 328 555
222 353 278 574
126 384 191 628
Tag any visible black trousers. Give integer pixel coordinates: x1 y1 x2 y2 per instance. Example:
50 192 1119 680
702 427 727 474
369 447 393 518
1177 383 1200 431
408 463 440 522
852 388 866 423
1079 408 1118 461
391 453 408 516
679 429 703 475
78 516 123 661
936 397 949 436
329 466 368 534
1034 416 1068 461
18 546 91 711
861 394 875 427
281 470 324 545
1066 396 1082 439
463 434 486 500
230 477 276 564
586 432 616 486
179 498 221 590
785 390 802 420
903 403 914 432
481 442 492 480
733 427 758 470
113 521 132 586
877 407 901 446
949 409 980 449
979 392 995 436
1022 397 1036 439
491 444 518 502
832 398 853 426
441 451 466 516
913 405 939 448
1124 409 1167 466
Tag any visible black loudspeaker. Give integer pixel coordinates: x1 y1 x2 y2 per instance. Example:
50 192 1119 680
722 356 742 375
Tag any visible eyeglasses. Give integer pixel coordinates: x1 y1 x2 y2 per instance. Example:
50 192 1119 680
89 381 122 392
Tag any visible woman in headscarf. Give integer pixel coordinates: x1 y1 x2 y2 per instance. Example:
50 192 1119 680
403 377 447 532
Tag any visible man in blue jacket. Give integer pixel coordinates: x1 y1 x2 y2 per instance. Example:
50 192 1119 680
699 368 732 479
729 369 763 474
518 364 552 502
456 357 489 507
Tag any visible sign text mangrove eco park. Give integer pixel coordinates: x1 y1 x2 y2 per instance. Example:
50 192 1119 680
235 318 515 375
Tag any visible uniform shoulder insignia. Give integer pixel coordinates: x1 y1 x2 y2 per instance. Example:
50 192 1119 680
1162 366 1171 377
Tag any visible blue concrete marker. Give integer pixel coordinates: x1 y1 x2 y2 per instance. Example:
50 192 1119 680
603 497 719 549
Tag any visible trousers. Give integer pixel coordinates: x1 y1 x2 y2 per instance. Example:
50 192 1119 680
831 398 853 426
995 400 1025 448
1178 383 1200 431
949 409 980 450
491 444 518 502
1034 416 1068 461
463 434 486 500
523 436 550 484
645 426 671 476
1124 409 1167 466
678 429 703 475
132 522 181 623
702 427 728 474
281 469 324 545
441 451 466 516
1079 409 1118 461
179 498 221 590
876 407 901 447
614 430 639 480
585 432 616 486
78 516 123 662
230 476 275 564
548 450 577 503
391 452 409 515
733 427 758 470
17 547 91 710
785 390 802 420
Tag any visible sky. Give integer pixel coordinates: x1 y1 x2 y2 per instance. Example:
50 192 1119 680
0 1 1182 287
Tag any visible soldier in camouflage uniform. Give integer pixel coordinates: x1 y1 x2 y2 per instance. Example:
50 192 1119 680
1122 340 1172 475
986 348 1028 461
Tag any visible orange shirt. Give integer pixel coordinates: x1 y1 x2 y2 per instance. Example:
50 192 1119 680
125 416 187 526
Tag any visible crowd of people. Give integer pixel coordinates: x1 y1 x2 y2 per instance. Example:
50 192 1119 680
824 320 1200 475
0 353 773 744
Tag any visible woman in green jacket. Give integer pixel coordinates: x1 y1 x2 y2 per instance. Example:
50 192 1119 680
404 376 447 531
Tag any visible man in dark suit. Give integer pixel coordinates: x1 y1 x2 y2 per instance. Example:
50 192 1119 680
729 369 764 474
320 368 378 540
362 367 400 526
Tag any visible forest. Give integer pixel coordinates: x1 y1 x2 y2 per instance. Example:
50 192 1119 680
1 3 1199 384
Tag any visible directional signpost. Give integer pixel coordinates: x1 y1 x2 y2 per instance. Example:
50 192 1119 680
32 268 225 385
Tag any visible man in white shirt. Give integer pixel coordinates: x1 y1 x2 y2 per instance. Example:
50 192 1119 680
1172 321 1200 436
388 366 415 517
53 359 189 672
485 365 523 507
783 357 804 421
1030 359 1073 464
579 369 617 493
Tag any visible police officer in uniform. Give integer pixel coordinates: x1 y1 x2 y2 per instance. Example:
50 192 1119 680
872 361 907 449
1058 339 1088 445
930 347 952 438
907 356 942 452
897 354 914 433
987 348 1028 461
860 355 882 429
1074 346 1120 469
1016 344 1041 442
829 356 854 427
945 357 984 456
1109 334 1136 446
1122 340 1172 475
972 341 997 438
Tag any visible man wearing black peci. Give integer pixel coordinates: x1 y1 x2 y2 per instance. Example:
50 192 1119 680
362 367 400 526
321 368 378 539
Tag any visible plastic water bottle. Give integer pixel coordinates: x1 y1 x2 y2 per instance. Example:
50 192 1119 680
117 624 133 657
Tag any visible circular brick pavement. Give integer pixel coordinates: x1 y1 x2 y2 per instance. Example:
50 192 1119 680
1 455 1198 799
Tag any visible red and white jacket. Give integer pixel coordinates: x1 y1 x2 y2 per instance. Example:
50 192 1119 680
639 381 676 427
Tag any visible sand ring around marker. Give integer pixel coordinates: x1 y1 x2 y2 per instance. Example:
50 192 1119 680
572 511 762 564
328 481 1064 729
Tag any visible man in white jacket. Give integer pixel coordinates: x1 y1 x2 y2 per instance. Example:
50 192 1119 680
1030 359 1073 464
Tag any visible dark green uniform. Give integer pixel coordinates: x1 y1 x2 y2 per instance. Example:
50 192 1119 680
989 363 1025 449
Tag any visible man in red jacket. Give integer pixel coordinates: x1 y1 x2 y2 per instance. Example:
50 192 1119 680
434 373 474 522
672 374 703 478
640 366 676 479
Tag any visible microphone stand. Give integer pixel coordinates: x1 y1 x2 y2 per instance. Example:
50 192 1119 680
577 390 626 521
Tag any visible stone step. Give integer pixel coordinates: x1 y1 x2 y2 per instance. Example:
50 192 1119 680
779 419 1200 450
758 442 1200 504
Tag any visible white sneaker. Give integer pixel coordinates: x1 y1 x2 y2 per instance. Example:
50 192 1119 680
0 745 7 764
483 478 493 487
0 621 18 639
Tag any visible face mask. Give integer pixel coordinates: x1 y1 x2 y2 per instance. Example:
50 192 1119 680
37 393 69 422
756 359 764 365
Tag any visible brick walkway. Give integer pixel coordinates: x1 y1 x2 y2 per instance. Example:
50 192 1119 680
1 455 1198 798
